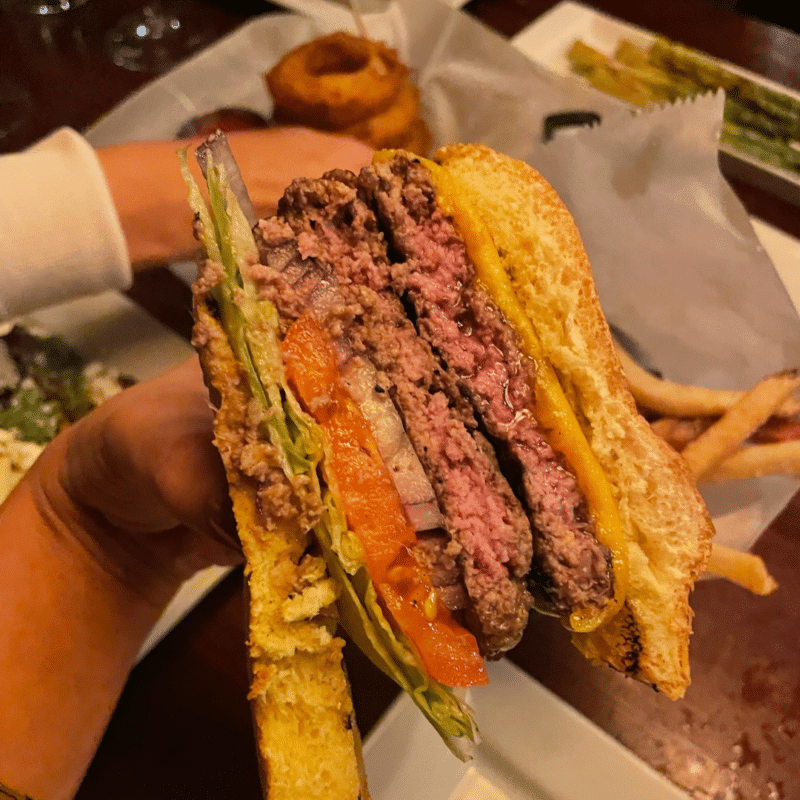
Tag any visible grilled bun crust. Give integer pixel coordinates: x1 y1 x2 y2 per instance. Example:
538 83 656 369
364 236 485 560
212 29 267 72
192 289 370 800
434 144 714 699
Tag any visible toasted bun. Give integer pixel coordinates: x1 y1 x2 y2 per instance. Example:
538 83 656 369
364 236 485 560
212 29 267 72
434 144 714 699
192 287 370 800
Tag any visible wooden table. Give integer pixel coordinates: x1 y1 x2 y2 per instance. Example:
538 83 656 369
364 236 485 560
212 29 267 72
3 1 799 797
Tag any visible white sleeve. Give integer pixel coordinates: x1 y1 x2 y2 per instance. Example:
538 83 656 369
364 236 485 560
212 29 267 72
0 127 132 321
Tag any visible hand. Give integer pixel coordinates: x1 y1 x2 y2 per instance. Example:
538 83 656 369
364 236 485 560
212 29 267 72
98 127 374 268
225 126 376 220
43 356 241 605
0 356 240 800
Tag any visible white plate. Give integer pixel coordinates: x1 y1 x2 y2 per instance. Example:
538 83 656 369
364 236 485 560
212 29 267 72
23 292 192 381
511 0 800 206
751 218 800 313
363 659 690 800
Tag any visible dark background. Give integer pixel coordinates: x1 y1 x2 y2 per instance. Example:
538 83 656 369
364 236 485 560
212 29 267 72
1 0 798 158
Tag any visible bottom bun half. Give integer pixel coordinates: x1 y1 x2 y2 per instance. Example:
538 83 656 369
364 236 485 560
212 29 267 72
193 291 370 800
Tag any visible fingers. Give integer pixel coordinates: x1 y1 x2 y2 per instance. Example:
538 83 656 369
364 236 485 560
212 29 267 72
223 126 375 216
49 356 243 590
148 398 232 539
61 357 230 538
154 359 236 539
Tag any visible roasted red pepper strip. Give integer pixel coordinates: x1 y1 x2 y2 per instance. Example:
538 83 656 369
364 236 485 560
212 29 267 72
282 311 487 687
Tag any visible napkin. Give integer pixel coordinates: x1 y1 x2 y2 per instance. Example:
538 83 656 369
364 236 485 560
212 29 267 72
517 92 800 550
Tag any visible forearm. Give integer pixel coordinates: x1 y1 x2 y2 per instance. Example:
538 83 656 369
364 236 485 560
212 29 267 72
96 138 201 269
97 127 374 270
0 435 175 800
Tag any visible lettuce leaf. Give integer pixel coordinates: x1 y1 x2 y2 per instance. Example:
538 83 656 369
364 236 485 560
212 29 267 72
183 152 479 758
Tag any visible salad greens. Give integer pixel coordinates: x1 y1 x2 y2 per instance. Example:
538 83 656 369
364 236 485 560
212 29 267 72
0 379 63 445
0 327 122 445
183 150 480 758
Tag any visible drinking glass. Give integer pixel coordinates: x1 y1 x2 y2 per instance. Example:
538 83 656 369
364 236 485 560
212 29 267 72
105 1 213 74
1 0 89 13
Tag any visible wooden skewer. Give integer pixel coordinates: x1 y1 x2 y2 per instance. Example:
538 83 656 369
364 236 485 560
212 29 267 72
348 0 368 38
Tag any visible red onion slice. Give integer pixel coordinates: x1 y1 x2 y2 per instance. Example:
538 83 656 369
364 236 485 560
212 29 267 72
196 130 257 228
340 355 443 531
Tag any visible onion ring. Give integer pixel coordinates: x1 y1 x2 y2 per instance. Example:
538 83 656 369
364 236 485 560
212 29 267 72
265 32 408 129
342 80 420 149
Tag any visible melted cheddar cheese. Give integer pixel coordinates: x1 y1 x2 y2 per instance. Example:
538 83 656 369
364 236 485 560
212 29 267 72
424 159 629 632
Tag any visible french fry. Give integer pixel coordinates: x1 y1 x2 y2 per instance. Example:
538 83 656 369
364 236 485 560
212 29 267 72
681 370 800 480
704 542 778 595
649 415 713 452
701 440 800 483
616 339 796 595
614 343 800 418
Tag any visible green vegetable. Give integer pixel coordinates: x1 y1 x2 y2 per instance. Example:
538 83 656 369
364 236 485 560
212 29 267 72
0 379 64 445
316 495 479 756
722 120 800 172
1 326 92 424
183 151 479 758
566 36 800 175
0 327 105 444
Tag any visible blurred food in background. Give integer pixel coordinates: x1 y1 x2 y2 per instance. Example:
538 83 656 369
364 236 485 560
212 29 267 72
0 326 133 502
265 31 431 155
176 108 272 139
567 36 800 174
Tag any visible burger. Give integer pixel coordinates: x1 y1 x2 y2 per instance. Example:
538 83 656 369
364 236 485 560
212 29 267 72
185 139 713 800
